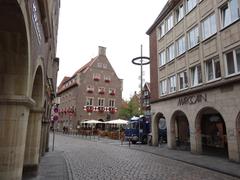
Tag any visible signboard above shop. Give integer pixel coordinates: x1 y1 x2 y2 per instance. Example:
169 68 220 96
178 93 207 106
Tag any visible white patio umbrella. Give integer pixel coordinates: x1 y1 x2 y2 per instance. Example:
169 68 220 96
105 119 128 140
81 120 103 124
105 119 128 125
81 120 103 137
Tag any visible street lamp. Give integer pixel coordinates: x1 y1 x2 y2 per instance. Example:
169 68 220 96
132 45 150 142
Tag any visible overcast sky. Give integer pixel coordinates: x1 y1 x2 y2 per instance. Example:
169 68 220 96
56 0 167 100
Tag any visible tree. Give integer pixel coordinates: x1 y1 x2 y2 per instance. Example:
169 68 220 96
118 92 141 119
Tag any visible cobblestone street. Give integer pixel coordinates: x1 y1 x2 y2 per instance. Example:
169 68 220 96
53 134 239 180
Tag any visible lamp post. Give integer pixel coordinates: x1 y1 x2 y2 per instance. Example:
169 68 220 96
132 45 150 142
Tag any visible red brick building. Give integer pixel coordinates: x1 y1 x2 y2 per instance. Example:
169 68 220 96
57 46 123 131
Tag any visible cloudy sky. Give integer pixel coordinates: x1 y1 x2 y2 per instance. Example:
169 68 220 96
56 0 167 100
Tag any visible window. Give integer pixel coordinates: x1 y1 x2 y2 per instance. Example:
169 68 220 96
202 14 217 40
93 73 101 80
103 64 108 69
205 58 221 81
190 64 202 86
86 97 94 106
109 88 116 95
169 75 176 93
97 63 102 68
186 0 197 13
225 48 240 76
176 36 186 56
159 79 167 96
166 43 175 62
144 99 150 106
221 0 239 28
98 98 105 107
98 87 105 94
86 85 94 92
176 4 184 23
159 23 165 38
109 99 115 107
178 71 188 90
159 50 166 66
144 91 149 96
104 75 111 82
166 14 173 32
188 26 199 49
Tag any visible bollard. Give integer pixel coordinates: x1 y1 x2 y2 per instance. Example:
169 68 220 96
128 138 131 148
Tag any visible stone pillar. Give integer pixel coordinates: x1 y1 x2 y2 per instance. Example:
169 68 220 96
39 122 45 157
190 122 202 154
40 122 48 156
23 108 43 175
227 128 240 162
45 123 50 152
168 118 176 149
151 118 158 146
0 96 33 180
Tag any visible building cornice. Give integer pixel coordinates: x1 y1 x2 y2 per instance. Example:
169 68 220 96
151 76 240 104
146 0 180 35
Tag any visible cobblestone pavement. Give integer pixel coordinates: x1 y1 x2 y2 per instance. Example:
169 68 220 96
54 134 239 180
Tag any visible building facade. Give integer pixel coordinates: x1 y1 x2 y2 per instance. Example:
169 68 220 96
142 83 151 121
0 0 60 179
57 46 123 131
147 0 240 162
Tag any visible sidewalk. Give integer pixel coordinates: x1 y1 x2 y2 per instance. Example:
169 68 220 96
128 143 240 179
23 150 71 180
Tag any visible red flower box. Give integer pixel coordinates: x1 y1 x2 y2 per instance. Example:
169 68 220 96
93 77 100 81
104 79 110 83
98 107 104 113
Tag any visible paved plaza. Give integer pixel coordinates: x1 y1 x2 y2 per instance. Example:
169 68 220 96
25 134 240 180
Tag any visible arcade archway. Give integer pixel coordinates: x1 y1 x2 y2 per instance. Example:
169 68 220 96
24 66 44 173
195 107 228 157
170 111 190 150
152 112 166 146
0 1 30 179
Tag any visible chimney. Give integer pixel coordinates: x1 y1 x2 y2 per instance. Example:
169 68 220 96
98 46 106 56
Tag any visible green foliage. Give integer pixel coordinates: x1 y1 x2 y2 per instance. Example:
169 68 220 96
118 94 141 120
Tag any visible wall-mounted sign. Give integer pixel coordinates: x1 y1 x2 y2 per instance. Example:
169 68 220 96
32 0 42 44
178 93 207 106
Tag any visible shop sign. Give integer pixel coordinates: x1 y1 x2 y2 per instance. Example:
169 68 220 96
178 93 207 106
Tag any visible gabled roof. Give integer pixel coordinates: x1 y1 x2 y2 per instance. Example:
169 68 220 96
73 57 97 76
144 82 151 92
58 76 70 89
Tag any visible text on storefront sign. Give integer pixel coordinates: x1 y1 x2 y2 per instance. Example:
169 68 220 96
178 93 207 106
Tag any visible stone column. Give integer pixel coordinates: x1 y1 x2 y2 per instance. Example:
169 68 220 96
39 122 45 157
190 122 202 154
0 96 33 180
40 122 48 156
23 107 43 175
227 128 240 162
151 118 158 146
45 122 50 152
